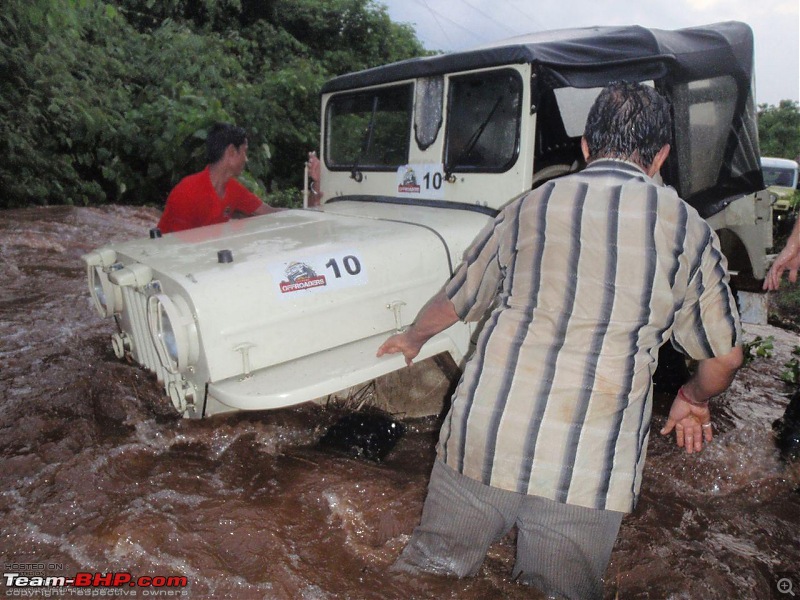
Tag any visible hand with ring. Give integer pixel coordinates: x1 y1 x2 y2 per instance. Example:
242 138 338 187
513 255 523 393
660 386 713 454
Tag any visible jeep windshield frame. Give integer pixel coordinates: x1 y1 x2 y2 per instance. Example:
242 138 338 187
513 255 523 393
324 83 413 172
444 68 522 176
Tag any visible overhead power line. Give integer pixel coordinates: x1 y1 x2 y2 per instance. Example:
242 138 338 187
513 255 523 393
407 0 496 47
459 0 517 36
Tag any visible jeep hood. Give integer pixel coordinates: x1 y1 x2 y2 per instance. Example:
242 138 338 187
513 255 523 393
98 202 489 412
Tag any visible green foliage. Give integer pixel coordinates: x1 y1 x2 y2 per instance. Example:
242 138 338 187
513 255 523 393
782 354 800 385
780 190 800 210
1 0 130 205
114 0 245 33
758 100 800 161
0 0 426 209
768 277 800 332
742 335 774 366
266 0 428 74
743 339 800 385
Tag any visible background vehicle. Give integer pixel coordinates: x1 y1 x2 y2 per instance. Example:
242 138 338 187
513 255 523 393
84 21 771 418
761 156 799 235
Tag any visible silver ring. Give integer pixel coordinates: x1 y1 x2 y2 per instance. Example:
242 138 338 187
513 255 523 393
702 423 712 429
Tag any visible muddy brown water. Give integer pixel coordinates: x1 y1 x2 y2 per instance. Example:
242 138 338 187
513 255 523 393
1 206 799 599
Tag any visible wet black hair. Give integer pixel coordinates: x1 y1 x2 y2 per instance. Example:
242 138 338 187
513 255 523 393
206 122 248 164
583 81 671 168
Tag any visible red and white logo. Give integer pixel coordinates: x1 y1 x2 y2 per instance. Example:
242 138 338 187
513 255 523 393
398 167 420 193
279 261 327 293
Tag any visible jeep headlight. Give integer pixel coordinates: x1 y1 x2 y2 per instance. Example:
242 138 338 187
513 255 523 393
147 294 199 374
91 267 110 312
83 250 122 318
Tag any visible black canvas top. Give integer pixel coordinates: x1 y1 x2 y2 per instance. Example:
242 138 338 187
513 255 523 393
321 22 754 93
321 22 763 214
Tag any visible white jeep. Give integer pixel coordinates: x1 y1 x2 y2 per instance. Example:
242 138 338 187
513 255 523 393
83 21 771 418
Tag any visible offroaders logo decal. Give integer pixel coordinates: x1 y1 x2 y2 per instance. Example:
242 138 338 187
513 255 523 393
270 251 367 298
398 167 421 193
280 262 327 293
396 163 445 199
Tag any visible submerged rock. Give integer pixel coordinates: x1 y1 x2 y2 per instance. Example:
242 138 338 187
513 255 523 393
318 410 406 462
773 386 800 461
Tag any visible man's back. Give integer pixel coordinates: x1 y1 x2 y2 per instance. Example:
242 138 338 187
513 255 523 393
157 166 262 233
380 81 744 598
440 159 740 512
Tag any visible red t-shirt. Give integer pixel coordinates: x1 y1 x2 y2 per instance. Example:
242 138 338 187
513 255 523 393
157 166 263 233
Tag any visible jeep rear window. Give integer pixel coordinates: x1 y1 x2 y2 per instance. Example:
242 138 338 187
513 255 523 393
445 69 522 173
672 76 739 197
325 84 412 171
533 84 656 171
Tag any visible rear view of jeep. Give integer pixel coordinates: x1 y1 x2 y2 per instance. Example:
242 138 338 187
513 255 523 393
84 21 771 418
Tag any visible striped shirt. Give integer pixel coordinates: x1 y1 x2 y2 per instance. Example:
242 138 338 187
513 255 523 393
440 159 741 513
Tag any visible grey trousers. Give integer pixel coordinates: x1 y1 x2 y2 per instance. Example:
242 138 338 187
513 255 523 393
394 459 623 600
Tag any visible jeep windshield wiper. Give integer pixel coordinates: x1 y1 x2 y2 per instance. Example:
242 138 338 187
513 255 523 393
351 95 379 183
445 95 503 179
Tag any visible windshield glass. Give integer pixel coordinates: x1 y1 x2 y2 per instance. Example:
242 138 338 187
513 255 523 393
762 166 798 187
325 84 412 170
445 69 522 173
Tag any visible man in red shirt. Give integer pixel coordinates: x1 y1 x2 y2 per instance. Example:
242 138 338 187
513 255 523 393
157 123 321 233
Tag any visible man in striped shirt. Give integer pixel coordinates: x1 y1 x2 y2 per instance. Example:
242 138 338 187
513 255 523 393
377 81 743 599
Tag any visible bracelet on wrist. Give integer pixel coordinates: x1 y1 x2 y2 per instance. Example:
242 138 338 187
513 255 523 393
678 385 708 407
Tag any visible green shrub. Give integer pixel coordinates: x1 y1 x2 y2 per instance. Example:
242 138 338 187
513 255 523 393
0 0 425 209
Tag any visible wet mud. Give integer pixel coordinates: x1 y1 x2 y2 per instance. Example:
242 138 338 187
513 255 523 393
1 206 799 599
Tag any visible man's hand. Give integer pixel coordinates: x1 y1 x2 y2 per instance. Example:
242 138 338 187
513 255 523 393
307 151 323 207
764 221 800 290
376 332 423 367
376 291 460 367
764 237 800 290
659 391 713 454
308 151 321 184
660 347 741 454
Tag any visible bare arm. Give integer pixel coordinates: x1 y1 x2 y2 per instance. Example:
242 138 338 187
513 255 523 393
252 203 285 216
660 345 743 453
376 291 460 366
764 218 800 290
307 151 323 207
682 346 743 400
247 151 322 215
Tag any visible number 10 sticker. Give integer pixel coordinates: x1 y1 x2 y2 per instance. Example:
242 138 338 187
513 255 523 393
396 164 445 199
270 251 368 298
